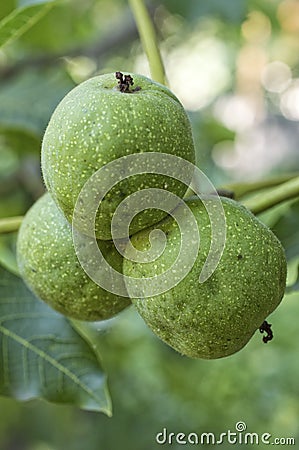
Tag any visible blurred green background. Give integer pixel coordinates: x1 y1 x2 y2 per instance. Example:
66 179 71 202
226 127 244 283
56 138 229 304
1 0 299 448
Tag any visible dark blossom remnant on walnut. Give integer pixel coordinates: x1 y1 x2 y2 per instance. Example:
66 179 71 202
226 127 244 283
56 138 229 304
259 320 273 343
115 71 141 93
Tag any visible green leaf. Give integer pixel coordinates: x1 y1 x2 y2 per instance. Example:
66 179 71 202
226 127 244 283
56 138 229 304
0 0 56 48
0 128 40 155
0 266 112 414
0 68 75 137
0 0 15 21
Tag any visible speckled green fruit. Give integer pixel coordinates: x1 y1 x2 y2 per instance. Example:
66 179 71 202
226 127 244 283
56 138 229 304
41 72 195 240
123 197 287 359
17 193 130 321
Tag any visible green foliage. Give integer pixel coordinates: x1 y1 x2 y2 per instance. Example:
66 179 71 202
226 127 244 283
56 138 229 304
0 128 40 156
0 266 111 414
20 1 97 51
0 68 75 138
0 1 15 21
0 0 56 48
0 0 298 447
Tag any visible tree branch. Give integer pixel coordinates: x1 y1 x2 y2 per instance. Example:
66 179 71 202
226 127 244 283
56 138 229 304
129 0 166 85
222 172 299 200
243 176 299 214
0 216 23 234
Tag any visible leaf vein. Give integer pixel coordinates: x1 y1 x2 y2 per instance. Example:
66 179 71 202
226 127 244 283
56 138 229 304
0 324 100 402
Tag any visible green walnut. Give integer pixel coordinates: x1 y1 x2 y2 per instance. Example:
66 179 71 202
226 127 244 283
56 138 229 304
123 197 287 359
17 193 130 321
41 72 195 240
